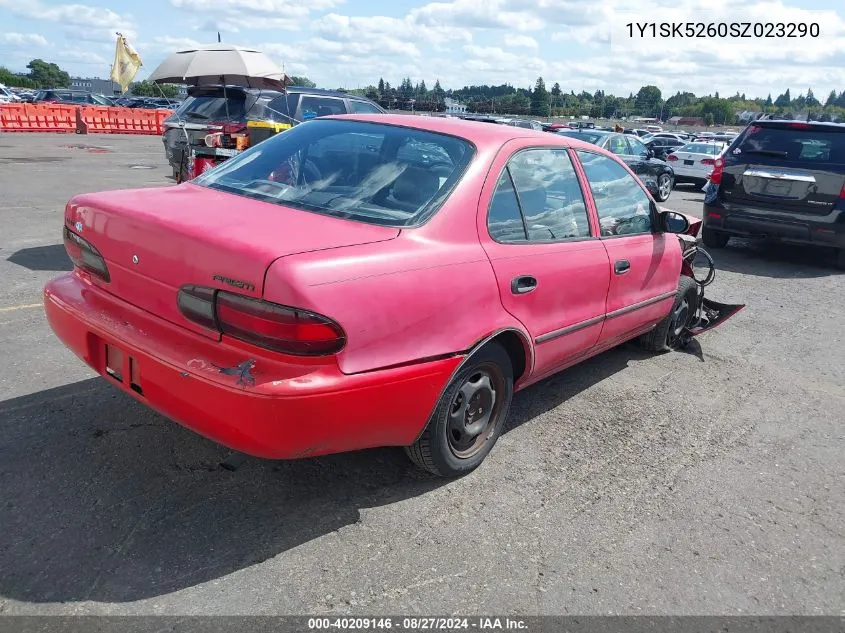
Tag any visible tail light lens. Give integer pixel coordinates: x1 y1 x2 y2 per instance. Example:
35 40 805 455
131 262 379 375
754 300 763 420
666 154 678 161
839 182 845 199
709 157 725 185
63 226 110 282
177 287 346 356
701 158 716 166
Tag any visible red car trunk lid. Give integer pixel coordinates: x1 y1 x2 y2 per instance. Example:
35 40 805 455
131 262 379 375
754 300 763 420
66 183 399 338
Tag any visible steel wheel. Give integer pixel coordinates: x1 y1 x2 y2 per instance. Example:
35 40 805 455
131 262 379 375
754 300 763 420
666 293 692 348
446 366 504 459
405 342 514 477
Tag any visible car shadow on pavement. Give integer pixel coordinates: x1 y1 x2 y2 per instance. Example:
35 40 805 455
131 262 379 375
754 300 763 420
7 244 72 272
709 239 843 278
0 343 649 604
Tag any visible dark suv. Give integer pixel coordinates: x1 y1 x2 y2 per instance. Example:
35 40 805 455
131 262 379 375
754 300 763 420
162 85 385 180
702 120 845 268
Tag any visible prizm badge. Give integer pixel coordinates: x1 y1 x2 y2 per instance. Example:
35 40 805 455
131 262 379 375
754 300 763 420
213 274 256 292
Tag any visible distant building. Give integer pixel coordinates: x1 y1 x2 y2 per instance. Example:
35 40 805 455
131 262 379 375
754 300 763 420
668 116 706 126
71 77 120 95
444 97 467 114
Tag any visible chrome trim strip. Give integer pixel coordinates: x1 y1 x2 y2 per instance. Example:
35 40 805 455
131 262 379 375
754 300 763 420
605 290 676 320
535 314 605 344
744 169 816 183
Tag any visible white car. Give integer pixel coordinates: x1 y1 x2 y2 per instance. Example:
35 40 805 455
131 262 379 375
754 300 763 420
665 141 727 185
0 84 21 103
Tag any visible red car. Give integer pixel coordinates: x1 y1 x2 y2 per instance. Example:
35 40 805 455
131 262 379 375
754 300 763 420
44 114 743 477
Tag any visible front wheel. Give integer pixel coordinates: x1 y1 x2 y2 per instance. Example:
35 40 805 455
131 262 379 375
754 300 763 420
405 342 514 477
655 173 673 202
639 276 698 352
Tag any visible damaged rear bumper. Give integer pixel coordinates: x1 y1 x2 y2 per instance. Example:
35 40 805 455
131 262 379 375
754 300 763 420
43 272 460 459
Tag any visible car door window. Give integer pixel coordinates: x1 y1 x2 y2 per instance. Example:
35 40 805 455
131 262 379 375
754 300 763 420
607 135 629 156
506 148 592 240
299 96 347 120
576 151 654 237
349 100 383 114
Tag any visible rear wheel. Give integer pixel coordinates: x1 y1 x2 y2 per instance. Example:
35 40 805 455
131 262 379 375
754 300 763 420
640 276 698 352
405 342 513 477
702 227 730 248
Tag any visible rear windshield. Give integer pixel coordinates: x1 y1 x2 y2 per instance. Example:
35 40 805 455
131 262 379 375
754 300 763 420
180 94 248 120
193 119 475 227
737 125 845 163
680 143 724 155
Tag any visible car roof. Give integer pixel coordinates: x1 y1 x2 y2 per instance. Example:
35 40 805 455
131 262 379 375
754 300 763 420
286 86 375 101
321 113 605 152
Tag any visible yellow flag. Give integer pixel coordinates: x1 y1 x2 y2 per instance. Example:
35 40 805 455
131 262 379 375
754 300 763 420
110 32 143 94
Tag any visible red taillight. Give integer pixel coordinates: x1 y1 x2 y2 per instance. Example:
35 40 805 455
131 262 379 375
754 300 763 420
63 225 110 282
707 212 722 219
666 154 678 161
221 122 247 135
709 157 725 185
839 182 845 199
701 158 716 166
178 287 346 356
787 122 811 129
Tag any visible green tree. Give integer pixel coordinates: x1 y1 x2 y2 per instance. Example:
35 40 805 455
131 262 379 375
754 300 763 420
26 58 70 88
432 79 445 102
703 112 714 126
806 88 819 107
530 76 550 117
551 82 561 96
825 90 837 107
377 77 385 95
635 85 661 116
416 79 427 96
0 67 38 88
131 80 179 97
774 89 791 107
365 85 379 100
290 76 316 88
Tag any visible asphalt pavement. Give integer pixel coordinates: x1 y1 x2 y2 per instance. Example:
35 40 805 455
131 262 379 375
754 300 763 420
0 134 842 616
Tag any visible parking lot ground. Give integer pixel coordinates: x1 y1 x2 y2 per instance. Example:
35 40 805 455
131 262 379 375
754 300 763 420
0 133 843 615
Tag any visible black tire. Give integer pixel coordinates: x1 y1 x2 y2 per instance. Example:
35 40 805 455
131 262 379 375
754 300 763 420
655 173 673 202
836 249 845 271
639 276 699 353
702 227 729 248
405 342 514 477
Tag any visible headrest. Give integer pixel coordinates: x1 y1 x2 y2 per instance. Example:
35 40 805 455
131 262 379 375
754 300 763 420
393 166 441 205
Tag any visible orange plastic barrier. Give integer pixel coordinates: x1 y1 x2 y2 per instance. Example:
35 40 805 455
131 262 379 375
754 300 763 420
2 103 173 135
0 104 28 131
78 106 114 134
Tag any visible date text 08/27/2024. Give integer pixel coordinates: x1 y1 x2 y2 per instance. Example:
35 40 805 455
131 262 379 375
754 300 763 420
307 617 528 631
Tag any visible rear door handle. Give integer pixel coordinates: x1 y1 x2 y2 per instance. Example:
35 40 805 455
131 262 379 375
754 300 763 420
511 276 538 294
614 260 631 274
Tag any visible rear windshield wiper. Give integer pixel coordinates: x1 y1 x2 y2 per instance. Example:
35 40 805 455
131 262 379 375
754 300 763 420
743 149 788 158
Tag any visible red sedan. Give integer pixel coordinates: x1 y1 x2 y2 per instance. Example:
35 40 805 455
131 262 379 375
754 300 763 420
45 114 742 477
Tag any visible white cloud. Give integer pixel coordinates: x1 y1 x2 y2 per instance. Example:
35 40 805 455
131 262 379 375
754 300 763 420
409 0 544 32
0 0 135 30
57 49 108 64
504 34 539 49
0 33 48 46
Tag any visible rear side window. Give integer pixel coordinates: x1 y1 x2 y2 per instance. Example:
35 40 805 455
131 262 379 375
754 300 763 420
349 100 383 114
737 125 845 163
300 96 346 119
193 119 475 227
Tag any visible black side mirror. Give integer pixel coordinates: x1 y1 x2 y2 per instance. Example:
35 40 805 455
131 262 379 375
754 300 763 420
661 210 690 234
647 148 655 159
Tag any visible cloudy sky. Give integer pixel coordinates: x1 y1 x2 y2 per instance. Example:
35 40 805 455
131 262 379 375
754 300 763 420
2 0 845 98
